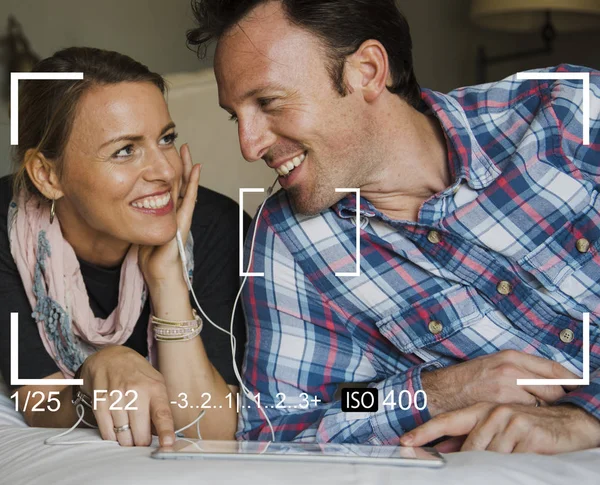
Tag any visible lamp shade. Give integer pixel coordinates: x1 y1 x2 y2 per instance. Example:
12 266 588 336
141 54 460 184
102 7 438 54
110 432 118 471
471 0 600 32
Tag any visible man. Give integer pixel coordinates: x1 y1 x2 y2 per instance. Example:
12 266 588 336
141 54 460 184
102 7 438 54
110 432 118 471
187 0 600 453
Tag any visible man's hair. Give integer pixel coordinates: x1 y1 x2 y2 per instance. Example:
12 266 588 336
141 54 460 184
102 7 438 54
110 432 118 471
187 0 421 107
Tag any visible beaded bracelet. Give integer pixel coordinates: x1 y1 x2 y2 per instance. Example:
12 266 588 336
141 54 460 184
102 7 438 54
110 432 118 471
152 310 203 342
154 326 202 342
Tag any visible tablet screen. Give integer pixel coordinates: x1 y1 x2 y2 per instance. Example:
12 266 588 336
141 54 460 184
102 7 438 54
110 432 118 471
152 440 445 467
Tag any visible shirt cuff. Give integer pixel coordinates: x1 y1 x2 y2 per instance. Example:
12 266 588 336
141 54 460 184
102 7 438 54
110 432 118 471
368 360 443 445
555 373 600 421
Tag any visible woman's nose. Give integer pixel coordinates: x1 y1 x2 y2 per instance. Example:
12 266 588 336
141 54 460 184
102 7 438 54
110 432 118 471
143 148 177 182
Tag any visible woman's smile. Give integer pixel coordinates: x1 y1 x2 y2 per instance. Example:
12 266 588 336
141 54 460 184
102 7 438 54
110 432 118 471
130 190 175 215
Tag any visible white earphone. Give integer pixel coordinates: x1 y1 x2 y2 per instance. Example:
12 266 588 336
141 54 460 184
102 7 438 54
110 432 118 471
176 176 279 441
45 177 279 446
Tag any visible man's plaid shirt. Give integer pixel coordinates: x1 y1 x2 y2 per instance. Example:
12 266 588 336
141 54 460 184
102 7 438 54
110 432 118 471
238 65 600 444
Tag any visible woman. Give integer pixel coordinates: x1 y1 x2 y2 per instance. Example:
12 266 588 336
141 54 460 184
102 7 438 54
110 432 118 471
0 47 248 446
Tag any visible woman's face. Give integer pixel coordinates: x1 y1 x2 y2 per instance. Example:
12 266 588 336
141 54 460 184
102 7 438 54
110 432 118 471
56 82 182 259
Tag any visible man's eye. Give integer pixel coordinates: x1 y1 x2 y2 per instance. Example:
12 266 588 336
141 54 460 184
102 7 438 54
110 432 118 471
258 97 275 108
228 113 238 123
160 132 179 145
113 145 134 158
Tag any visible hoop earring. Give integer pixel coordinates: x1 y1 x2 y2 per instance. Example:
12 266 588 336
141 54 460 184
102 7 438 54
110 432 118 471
50 199 56 224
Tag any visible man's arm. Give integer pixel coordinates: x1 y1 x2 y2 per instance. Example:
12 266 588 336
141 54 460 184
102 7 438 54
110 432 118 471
236 325 440 444
403 369 600 453
237 213 578 443
403 367 600 454
237 213 439 443
236 330 441 444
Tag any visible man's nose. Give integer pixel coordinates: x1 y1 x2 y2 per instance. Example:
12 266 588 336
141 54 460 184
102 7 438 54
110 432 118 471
238 116 277 162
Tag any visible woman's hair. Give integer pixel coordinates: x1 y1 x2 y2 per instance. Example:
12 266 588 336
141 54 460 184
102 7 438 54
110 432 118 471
13 47 166 197
186 0 420 106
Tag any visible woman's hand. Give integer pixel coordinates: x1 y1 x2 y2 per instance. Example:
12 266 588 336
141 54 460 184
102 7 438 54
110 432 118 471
80 345 175 447
138 143 201 286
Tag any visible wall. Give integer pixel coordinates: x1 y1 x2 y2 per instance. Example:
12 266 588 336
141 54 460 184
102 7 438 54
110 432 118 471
400 0 477 93
398 0 599 93
476 27 600 82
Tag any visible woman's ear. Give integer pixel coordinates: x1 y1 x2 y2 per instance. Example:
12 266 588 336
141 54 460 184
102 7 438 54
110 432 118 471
24 149 64 200
346 39 390 103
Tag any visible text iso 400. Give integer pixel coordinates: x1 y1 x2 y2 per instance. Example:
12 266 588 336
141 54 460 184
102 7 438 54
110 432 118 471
342 388 427 413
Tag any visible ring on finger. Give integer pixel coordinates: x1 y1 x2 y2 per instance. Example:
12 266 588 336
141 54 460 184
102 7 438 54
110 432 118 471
114 423 131 433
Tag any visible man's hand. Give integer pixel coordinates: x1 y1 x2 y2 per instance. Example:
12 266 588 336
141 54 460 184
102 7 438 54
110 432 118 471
421 350 579 417
400 402 600 454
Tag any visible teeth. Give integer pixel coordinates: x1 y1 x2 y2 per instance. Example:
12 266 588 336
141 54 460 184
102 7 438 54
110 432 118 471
132 192 171 209
276 152 306 176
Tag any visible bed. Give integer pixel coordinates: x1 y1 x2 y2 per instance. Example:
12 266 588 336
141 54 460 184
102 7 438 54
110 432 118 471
1 389 599 485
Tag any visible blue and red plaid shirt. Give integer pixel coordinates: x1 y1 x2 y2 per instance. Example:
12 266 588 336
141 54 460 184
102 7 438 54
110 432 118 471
238 65 600 444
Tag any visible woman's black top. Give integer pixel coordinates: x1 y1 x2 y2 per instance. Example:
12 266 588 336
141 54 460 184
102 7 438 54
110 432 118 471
0 174 250 390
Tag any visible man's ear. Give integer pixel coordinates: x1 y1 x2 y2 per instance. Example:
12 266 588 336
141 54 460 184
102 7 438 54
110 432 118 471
345 39 390 103
24 149 64 200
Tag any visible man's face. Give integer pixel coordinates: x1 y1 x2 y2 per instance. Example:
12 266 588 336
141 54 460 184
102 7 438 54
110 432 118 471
214 2 371 215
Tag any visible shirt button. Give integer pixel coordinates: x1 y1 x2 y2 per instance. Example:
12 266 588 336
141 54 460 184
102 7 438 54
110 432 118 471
559 328 574 343
428 320 443 335
576 238 590 253
497 280 513 295
427 230 442 244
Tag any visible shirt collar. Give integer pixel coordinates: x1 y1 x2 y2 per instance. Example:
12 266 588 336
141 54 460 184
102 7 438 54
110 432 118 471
333 87 502 219
335 192 377 219
420 88 502 190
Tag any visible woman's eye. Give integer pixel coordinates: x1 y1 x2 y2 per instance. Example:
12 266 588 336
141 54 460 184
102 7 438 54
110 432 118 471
160 132 179 145
113 145 134 158
228 113 238 124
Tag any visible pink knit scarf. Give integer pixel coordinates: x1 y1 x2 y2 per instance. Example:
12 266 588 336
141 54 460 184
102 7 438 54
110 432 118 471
8 189 161 377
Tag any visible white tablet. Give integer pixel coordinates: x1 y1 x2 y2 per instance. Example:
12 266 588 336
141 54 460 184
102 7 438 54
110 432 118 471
151 440 445 468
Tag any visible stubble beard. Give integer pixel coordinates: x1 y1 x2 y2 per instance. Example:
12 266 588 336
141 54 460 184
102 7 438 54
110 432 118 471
287 158 352 216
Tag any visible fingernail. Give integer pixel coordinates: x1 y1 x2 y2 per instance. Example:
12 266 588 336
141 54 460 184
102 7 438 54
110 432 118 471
163 435 174 446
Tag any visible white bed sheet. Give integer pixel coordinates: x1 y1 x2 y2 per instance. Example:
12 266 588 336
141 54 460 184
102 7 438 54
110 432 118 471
0 425 599 485
0 381 26 428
